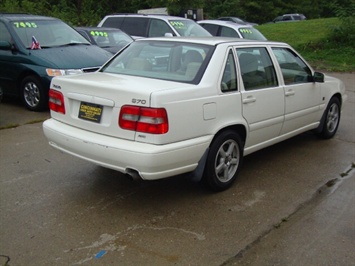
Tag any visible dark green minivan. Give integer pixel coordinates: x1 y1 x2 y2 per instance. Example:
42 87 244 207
0 14 113 111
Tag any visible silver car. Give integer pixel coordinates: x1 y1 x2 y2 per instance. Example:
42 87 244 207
198 20 267 40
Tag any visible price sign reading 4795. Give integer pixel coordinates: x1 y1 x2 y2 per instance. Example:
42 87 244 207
13 22 38 28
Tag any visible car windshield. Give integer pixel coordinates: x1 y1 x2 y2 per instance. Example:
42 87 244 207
89 29 132 48
238 27 267 40
101 40 214 84
12 19 90 48
168 20 211 37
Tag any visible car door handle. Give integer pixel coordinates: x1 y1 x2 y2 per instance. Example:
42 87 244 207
285 89 295 96
243 96 256 104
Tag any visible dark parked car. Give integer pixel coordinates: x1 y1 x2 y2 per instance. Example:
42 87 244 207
272 13 306 23
75 26 133 54
0 13 112 111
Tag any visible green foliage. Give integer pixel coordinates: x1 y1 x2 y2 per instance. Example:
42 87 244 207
203 0 340 24
0 0 352 24
257 18 340 47
1 0 353 71
0 0 20 12
257 18 355 72
328 0 355 45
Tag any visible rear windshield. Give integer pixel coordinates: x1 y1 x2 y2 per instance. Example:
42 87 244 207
11 19 90 48
238 27 267 40
101 40 214 84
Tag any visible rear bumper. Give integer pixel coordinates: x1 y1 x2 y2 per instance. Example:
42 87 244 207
42 119 212 180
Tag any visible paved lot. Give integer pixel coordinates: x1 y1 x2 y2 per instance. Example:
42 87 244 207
0 72 354 265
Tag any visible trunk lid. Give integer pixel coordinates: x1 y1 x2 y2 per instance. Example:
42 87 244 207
49 72 182 141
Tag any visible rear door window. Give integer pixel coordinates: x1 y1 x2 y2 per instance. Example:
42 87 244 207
101 17 124 28
237 47 278 90
200 23 219 35
120 17 149 37
221 49 238 92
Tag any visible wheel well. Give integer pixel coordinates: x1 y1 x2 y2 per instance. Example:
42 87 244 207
333 93 342 107
212 125 247 146
315 94 342 134
16 70 40 94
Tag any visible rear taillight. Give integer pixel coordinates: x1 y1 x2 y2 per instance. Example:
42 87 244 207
119 105 168 134
48 89 65 114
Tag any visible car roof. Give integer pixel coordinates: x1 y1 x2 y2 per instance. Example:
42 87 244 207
103 13 193 21
75 26 125 32
134 36 284 46
0 13 58 21
198 20 252 28
283 13 304 16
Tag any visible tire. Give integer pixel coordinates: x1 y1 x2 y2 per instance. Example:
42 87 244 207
318 97 341 139
203 130 243 191
21 75 47 111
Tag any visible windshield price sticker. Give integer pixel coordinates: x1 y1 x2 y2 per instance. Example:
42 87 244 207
239 29 253 34
13 22 38 28
78 102 103 123
90 31 108 37
170 21 186 29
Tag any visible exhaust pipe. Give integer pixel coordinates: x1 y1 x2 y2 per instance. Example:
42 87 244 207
125 168 142 181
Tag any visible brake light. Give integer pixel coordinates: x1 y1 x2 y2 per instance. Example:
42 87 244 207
49 89 65 114
119 105 168 134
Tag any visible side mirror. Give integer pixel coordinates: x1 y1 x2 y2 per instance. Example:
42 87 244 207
164 33 174 37
0 41 12 50
313 72 324 83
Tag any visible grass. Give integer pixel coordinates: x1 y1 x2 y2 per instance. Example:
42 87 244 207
256 18 355 72
0 123 19 130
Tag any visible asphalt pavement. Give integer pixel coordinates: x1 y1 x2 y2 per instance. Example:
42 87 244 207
225 165 355 266
0 72 354 265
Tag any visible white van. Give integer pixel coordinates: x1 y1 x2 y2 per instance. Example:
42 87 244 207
98 14 212 38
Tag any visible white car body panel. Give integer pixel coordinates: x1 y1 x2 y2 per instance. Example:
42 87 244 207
43 119 212 180
43 37 347 181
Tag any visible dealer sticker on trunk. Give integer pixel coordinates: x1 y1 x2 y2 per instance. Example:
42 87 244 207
78 102 103 123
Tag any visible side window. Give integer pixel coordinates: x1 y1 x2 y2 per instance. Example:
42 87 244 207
101 17 124 28
237 47 278 90
0 22 11 42
220 26 240 38
221 49 238 92
200 24 218 36
120 17 149 37
148 19 174 37
272 47 312 85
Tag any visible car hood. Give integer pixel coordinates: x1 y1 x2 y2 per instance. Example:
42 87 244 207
28 45 112 69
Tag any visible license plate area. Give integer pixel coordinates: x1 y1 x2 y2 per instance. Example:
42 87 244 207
78 102 103 123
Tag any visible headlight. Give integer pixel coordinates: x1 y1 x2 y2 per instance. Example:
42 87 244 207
46 69 83 76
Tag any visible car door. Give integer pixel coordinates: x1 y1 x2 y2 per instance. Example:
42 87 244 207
220 26 240 38
271 47 321 134
236 47 284 152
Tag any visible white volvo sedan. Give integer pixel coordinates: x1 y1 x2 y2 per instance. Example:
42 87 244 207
43 37 347 191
